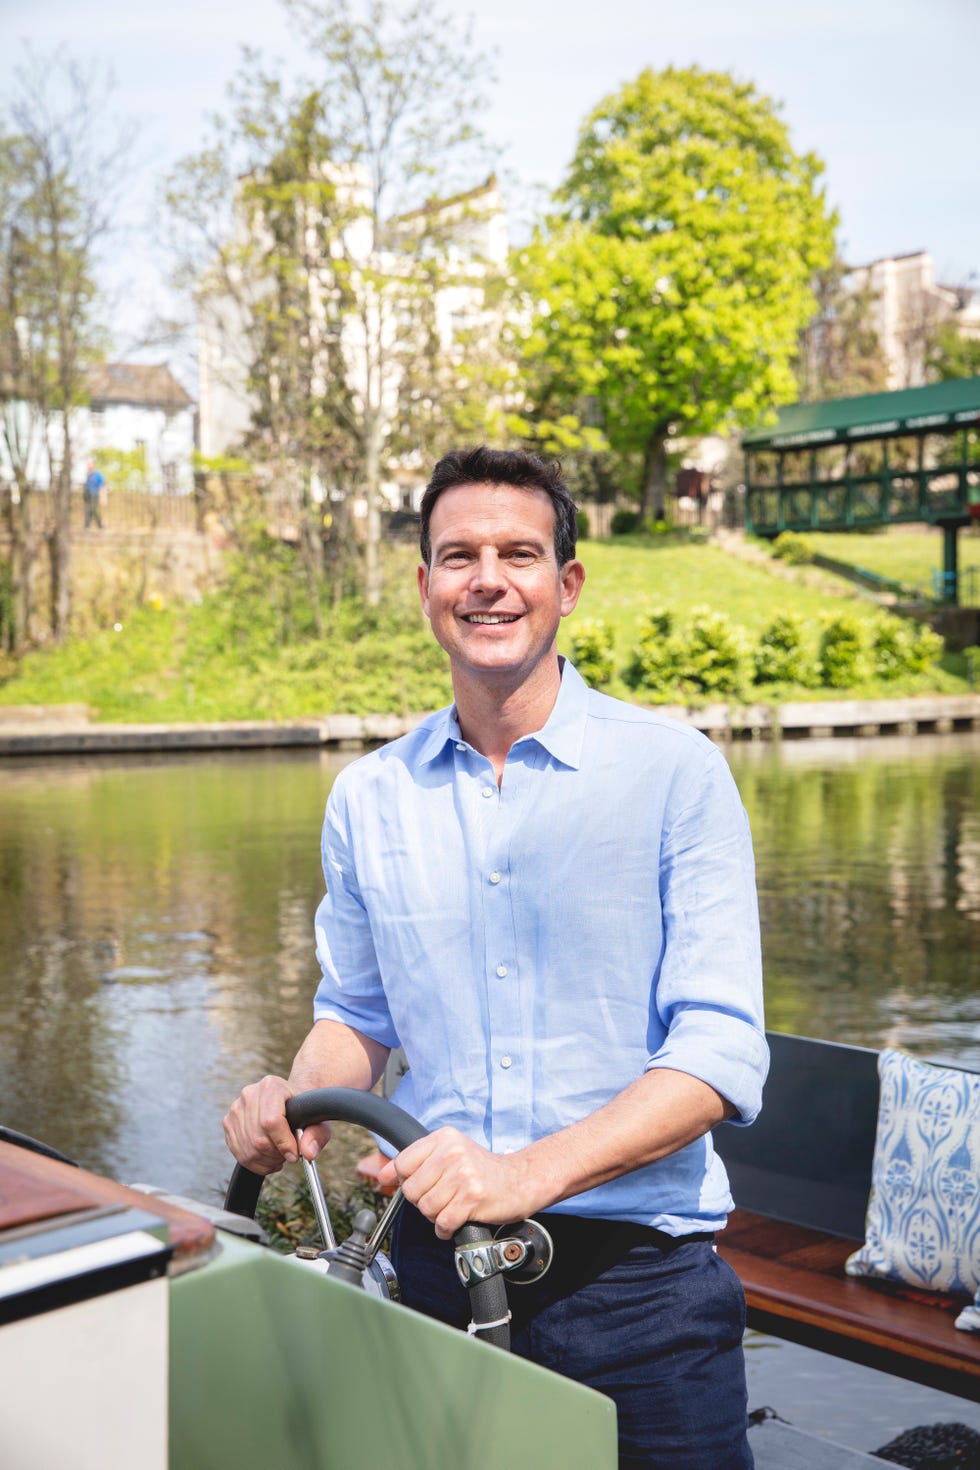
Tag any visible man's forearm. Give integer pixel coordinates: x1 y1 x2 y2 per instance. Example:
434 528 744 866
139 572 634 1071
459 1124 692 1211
381 1066 734 1237
517 1067 734 1213
287 1018 390 1094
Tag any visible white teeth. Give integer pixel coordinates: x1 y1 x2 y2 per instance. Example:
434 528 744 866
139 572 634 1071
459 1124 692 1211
465 613 518 624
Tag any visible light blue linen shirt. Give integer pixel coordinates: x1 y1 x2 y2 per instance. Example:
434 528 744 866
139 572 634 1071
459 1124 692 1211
313 659 767 1233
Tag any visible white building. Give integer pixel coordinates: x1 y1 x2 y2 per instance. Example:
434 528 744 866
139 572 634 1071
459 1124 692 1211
0 362 195 496
82 363 195 495
197 173 508 511
845 251 980 390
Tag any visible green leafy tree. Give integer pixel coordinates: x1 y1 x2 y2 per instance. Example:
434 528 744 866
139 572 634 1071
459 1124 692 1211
93 445 148 495
168 0 498 610
926 322 980 382
0 53 127 648
515 67 836 515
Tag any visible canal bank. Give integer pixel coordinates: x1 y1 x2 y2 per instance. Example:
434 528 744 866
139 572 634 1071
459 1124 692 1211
0 693 978 755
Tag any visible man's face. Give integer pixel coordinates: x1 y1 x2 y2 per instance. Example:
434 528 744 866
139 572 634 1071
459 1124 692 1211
418 481 584 688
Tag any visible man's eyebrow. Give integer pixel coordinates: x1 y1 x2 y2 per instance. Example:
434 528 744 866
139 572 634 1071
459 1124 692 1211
433 535 549 555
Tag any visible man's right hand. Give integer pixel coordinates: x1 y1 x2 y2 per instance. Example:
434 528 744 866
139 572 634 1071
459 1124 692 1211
222 1074 332 1174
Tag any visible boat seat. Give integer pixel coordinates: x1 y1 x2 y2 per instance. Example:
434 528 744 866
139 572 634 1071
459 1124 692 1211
712 1032 980 1403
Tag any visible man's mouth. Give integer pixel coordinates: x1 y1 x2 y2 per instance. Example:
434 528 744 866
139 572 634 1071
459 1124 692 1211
462 612 521 624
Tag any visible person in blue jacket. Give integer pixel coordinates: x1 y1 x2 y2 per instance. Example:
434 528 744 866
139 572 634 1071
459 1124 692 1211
83 461 106 529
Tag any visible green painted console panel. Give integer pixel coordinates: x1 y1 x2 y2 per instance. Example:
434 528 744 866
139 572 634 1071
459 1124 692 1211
170 1233 617 1470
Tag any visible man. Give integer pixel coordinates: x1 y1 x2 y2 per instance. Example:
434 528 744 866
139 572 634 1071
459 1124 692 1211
224 446 767 1468
83 461 106 529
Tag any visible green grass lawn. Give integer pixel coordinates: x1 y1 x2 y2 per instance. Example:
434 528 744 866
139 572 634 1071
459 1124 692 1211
564 538 882 649
0 535 974 721
559 536 972 704
799 526 980 591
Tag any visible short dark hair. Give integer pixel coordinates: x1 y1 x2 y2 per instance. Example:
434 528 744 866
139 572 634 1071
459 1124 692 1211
419 446 578 567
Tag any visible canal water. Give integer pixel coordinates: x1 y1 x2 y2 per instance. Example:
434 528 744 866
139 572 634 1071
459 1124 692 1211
1 732 978 1448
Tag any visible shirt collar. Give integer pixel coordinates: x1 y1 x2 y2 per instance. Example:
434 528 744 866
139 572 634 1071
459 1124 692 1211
415 658 589 771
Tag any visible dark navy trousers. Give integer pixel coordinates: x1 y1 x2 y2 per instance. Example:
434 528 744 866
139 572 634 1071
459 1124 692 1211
391 1206 753 1469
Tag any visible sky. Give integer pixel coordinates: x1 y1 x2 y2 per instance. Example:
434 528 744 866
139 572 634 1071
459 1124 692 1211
2 0 978 387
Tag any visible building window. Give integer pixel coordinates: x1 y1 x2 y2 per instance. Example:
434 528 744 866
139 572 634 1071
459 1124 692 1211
162 462 177 494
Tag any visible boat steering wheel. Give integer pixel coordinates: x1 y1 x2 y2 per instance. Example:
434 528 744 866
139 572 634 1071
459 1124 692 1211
224 1087 515 1349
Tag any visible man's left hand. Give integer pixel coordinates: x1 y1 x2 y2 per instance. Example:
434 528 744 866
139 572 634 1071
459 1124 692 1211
376 1128 541 1239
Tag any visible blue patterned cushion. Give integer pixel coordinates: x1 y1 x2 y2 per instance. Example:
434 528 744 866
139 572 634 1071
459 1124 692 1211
845 1048 980 1331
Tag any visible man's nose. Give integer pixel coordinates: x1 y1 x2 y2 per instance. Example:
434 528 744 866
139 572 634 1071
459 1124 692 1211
470 549 506 591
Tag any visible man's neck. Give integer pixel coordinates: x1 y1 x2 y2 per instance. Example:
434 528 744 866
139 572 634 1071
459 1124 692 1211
454 656 563 784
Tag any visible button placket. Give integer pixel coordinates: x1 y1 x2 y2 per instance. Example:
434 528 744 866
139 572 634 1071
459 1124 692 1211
483 761 525 1152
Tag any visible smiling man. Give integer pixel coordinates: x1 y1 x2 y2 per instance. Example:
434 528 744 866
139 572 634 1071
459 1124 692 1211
224 446 768 1468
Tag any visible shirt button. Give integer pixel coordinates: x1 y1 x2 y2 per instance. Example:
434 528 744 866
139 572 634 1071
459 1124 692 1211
496 964 508 977
481 787 494 799
500 1056 512 1069
489 871 501 885
455 742 466 752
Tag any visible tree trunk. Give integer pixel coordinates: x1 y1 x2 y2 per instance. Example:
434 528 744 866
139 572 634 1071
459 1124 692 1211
640 430 669 521
7 477 42 652
363 417 383 609
298 468 325 637
47 408 73 640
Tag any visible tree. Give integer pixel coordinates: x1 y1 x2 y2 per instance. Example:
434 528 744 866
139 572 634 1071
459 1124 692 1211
168 0 499 608
926 320 980 382
795 257 889 402
0 52 128 649
514 67 837 516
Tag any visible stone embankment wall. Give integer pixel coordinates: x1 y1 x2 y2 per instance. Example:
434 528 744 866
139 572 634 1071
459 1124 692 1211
0 695 978 756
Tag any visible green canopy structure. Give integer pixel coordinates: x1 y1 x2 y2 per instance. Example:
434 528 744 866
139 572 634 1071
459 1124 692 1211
742 378 980 603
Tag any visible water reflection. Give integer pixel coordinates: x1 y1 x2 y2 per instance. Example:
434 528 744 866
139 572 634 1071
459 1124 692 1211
729 734 980 1066
0 750 355 1202
0 734 977 1203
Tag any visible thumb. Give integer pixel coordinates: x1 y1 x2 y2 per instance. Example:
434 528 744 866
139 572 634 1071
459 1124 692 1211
297 1122 333 1160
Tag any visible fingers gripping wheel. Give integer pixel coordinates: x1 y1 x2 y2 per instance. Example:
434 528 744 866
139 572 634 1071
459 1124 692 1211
224 1087 512 1349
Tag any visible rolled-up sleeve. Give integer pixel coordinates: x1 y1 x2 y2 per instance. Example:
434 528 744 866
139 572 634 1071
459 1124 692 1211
645 747 768 1124
312 781 401 1050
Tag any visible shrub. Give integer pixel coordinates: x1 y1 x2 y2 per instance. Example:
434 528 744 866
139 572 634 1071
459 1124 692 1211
623 608 681 695
576 508 591 540
817 612 865 688
903 621 944 673
568 618 615 687
869 615 944 679
753 613 809 686
675 606 748 697
771 531 813 565
611 508 641 535
625 606 748 699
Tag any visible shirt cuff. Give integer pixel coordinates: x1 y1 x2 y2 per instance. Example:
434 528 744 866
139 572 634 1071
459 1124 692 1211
645 1010 769 1125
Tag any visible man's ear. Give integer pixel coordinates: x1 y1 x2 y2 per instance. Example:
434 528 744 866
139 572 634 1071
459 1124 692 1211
417 562 430 618
559 559 585 617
